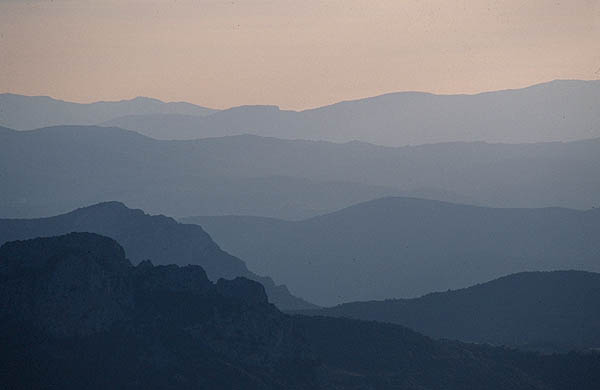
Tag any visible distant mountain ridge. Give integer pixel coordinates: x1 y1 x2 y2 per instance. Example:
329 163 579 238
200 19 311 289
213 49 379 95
1 125 599 220
299 271 600 352
188 197 600 306
4 80 599 144
0 201 316 310
0 93 216 130
102 80 600 144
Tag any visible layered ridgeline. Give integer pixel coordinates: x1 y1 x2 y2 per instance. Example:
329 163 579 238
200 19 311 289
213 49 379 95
0 202 315 310
299 271 600 353
1 125 599 220
2 233 600 390
100 80 600 144
0 94 216 130
187 197 600 306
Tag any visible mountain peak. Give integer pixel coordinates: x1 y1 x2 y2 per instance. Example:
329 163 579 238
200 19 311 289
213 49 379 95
0 232 131 281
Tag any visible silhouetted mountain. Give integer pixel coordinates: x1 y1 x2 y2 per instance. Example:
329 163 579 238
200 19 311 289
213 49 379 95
0 94 216 130
104 80 600 144
189 197 600 306
0 233 319 389
0 202 315 310
299 271 600 352
295 316 600 390
1 125 599 220
3 233 600 390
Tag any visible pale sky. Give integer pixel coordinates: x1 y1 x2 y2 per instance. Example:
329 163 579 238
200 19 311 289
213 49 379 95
1 0 599 109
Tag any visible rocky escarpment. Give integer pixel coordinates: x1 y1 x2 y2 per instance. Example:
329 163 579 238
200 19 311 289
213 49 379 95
0 233 317 389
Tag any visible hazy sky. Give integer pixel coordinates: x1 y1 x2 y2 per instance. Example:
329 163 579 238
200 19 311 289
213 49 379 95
1 0 599 109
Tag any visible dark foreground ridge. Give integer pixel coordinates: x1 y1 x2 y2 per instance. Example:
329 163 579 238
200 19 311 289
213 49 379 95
2 233 600 389
0 201 315 310
0 233 318 389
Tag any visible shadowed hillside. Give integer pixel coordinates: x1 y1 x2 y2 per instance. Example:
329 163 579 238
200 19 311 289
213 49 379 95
2 233 600 390
299 271 600 352
0 233 318 389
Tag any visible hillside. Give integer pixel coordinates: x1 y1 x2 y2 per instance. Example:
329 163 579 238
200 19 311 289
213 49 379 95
188 197 600 305
0 233 318 389
0 202 315 310
2 233 600 390
300 271 600 352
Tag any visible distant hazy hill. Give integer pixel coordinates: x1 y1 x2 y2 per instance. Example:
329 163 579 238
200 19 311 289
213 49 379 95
0 202 315 310
1 125 599 220
0 93 216 130
188 197 600 306
104 80 600 144
3 233 600 390
300 271 600 352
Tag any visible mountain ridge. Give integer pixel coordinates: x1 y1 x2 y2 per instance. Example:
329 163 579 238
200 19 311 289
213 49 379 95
101 79 600 144
0 201 316 310
2 124 599 220
0 232 319 389
297 270 600 352
3 233 600 389
188 196 600 305
0 93 216 131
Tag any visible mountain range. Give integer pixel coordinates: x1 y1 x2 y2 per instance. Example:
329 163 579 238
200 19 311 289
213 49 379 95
0 93 216 131
0 201 315 310
299 271 600 352
102 80 600 144
3 233 600 390
4 80 599 145
187 197 600 306
1 125 599 221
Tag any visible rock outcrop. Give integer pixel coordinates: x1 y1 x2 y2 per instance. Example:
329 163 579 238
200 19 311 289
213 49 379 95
0 233 318 389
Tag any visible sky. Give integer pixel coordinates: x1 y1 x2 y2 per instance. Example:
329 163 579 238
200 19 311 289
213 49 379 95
0 0 599 110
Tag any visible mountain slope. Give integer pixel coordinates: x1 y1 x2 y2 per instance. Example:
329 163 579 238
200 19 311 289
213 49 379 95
0 233 318 389
188 197 600 306
300 271 600 352
1 125 599 220
0 94 216 131
0 202 316 310
296 315 600 390
2 233 600 390
104 80 600 144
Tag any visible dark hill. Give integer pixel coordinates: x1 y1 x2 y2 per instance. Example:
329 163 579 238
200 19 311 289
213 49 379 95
0 233 317 389
2 233 600 390
301 271 600 352
0 202 315 310
295 315 600 390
